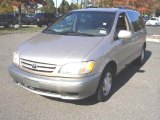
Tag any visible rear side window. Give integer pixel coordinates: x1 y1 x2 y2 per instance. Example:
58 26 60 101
1 15 6 19
44 13 56 19
7 15 14 19
127 11 144 32
34 13 44 19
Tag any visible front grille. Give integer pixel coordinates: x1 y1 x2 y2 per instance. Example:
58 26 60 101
20 59 56 73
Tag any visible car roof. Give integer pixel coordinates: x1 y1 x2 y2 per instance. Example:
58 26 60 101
72 8 135 13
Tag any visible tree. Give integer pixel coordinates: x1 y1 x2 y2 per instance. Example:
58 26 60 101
69 2 78 11
90 0 159 14
0 0 13 13
115 0 154 13
81 0 91 8
90 0 116 7
71 0 79 6
41 0 56 13
151 0 160 14
58 0 70 14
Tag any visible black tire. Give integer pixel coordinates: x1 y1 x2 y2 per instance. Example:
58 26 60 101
95 66 114 102
8 23 14 28
47 22 52 26
4 25 8 28
136 46 145 65
37 24 42 27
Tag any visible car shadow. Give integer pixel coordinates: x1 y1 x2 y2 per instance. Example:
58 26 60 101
45 50 152 105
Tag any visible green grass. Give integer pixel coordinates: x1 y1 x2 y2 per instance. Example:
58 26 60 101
0 26 44 35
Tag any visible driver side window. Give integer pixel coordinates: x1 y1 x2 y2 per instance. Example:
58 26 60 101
116 13 130 33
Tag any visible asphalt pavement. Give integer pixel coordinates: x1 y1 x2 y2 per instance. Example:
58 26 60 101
0 27 160 120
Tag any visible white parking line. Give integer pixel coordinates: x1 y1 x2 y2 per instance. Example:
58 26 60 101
146 35 160 43
146 38 160 43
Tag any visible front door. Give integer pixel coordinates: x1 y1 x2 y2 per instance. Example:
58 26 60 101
114 12 134 71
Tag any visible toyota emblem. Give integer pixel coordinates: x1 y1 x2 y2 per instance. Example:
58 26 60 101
32 64 37 69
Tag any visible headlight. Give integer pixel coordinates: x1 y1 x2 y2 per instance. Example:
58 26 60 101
13 52 20 66
60 61 94 75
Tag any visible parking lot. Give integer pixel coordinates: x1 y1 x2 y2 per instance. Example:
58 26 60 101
0 26 160 120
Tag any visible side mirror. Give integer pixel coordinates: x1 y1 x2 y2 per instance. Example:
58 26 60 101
118 30 132 39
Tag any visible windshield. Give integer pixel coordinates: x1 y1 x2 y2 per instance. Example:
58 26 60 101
44 11 116 36
150 18 157 20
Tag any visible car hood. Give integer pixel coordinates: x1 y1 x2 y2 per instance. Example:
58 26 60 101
147 20 158 23
18 33 104 65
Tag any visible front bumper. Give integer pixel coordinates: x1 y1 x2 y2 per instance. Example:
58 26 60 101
9 65 101 100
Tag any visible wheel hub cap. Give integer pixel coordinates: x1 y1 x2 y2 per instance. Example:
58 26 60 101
141 49 144 62
103 72 112 96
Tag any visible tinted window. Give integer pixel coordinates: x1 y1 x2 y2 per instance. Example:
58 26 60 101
34 13 44 19
136 12 145 28
150 18 157 20
44 13 49 18
127 11 144 32
7 14 15 19
44 13 56 19
1 15 6 19
116 13 128 33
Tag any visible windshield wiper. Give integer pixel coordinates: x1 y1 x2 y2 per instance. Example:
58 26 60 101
43 29 62 35
60 31 96 36
43 30 104 37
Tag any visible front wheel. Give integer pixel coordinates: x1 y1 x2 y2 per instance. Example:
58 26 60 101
95 66 114 102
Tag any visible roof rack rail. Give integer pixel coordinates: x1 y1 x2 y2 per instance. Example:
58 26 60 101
86 4 98 8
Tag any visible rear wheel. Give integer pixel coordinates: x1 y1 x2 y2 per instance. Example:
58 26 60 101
4 25 8 28
95 66 114 102
8 23 14 28
37 24 42 27
4 23 14 28
136 46 145 65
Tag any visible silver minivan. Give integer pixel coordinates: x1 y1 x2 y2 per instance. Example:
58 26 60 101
9 8 146 102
